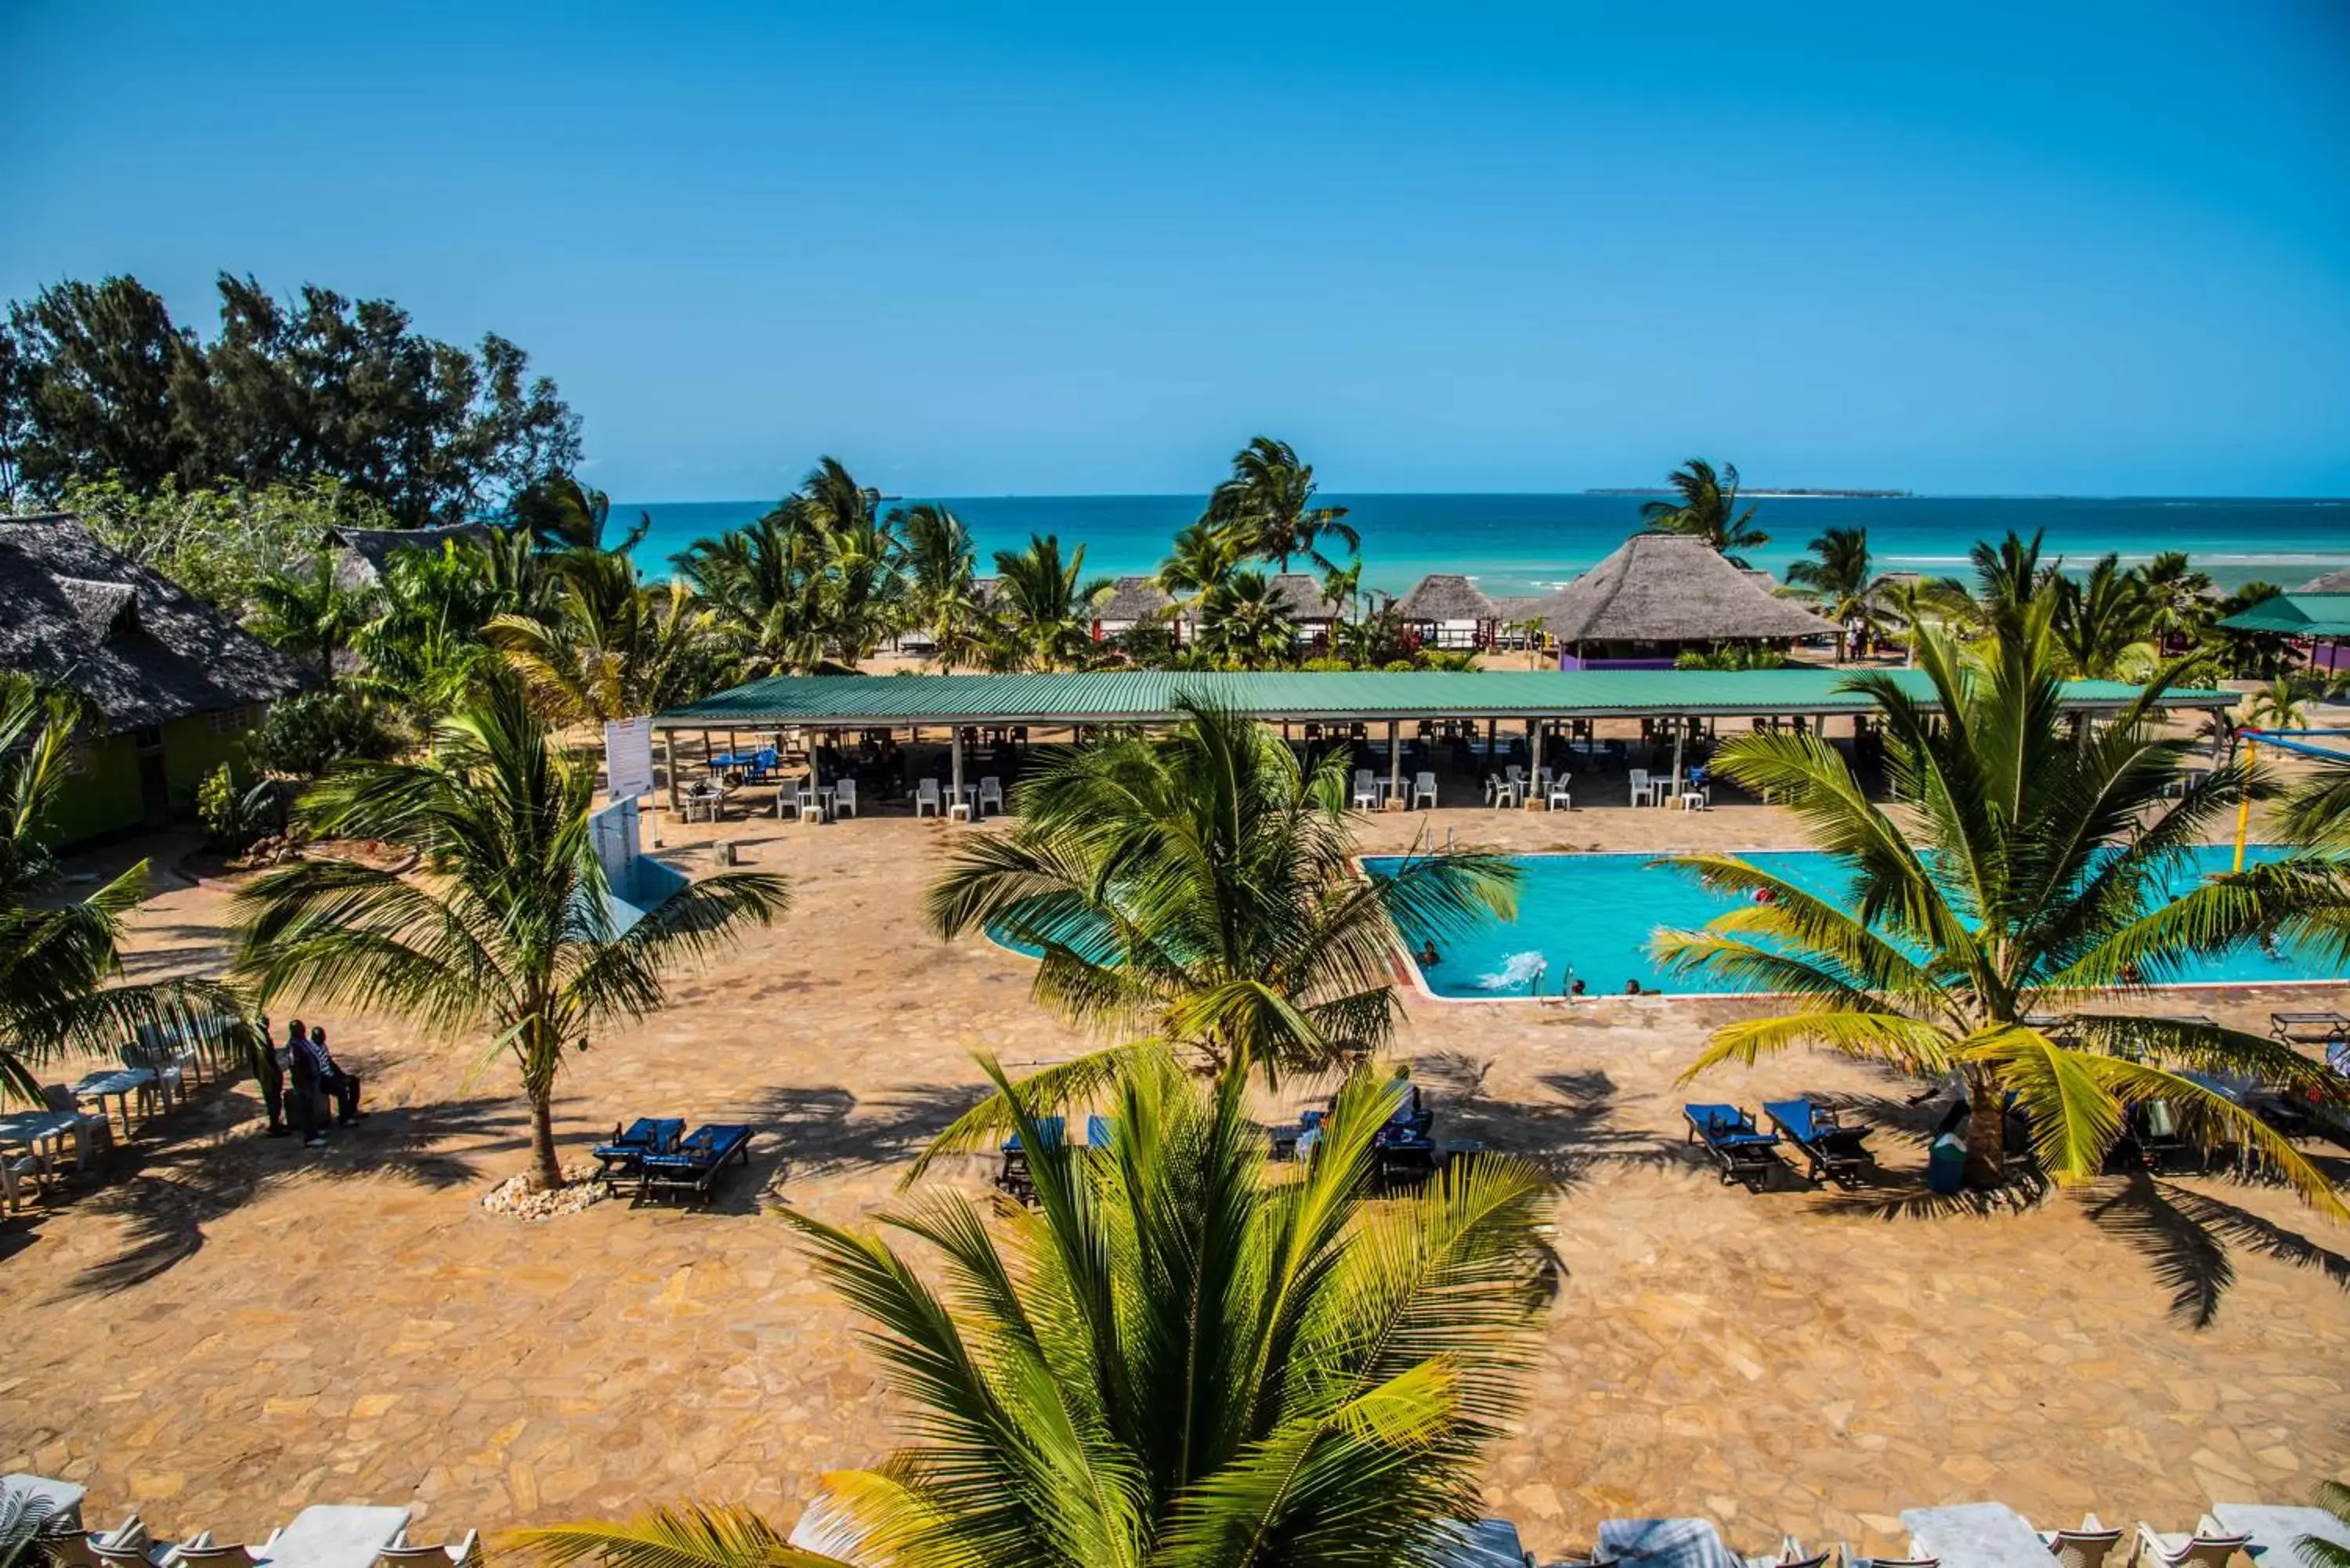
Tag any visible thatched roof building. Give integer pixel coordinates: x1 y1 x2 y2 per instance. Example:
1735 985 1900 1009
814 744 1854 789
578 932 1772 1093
1267 573 1343 623
1534 533 1838 649
1092 576 1177 625
2299 566 2350 594
1394 573 1500 623
328 522 497 588
0 513 313 734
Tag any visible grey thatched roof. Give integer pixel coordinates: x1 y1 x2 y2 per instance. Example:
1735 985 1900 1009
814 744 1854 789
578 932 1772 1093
2300 566 2350 594
1093 576 1175 622
1395 573 1499 622
0 513 314 733
1533 532 1839 643
1490 594 1567 624
328 522 497 587
1268 573 1342 620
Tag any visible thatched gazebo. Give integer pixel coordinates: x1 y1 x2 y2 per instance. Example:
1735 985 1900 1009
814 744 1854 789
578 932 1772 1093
1533 532 1838 669
326 522 497 590
1090 576 1180 641
1394 573 1501 650
1269 573 1345 642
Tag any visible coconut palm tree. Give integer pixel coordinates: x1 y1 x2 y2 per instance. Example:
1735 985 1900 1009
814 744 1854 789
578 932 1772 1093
2241 676 2313 735
245 551 375 684
1968 529 2057 620
1639 458 1766 565
508 470 651 555
506 1051 1553 1568
2136 551 2215 647
1195 569 1298 670
2050 554 2160 681
1 675 248 1103
486 553 729 724
349 540 508 722
674 511 833 676
989 533 1112 672
896 503 988 673
230 674 791 1188
1203 436 1359 573
1653 608 2347 1201
919 699 1515 1155
1784 527 1887 661
1156 519 1243 615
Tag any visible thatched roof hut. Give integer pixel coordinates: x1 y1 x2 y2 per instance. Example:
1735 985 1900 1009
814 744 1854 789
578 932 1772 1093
1394 573 1499 623
1267 573 1343 623
1092 576 1177 623
1533 533 1838 645
0 513 313 733
327 522 497 588
2299 566 2350 594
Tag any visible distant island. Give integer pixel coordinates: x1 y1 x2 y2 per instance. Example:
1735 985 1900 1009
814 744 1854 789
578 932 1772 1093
1585 486 1914 499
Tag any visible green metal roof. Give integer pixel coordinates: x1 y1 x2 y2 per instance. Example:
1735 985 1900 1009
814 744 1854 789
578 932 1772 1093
2217 593 2350 638
656 668 2231 728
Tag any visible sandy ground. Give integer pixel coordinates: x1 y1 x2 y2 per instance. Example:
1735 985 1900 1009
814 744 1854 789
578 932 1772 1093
2 783 2347 1563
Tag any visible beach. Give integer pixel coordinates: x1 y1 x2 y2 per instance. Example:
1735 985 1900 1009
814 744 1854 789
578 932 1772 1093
622 493 2350 598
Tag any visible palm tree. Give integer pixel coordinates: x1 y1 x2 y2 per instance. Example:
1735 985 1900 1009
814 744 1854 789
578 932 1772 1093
245 552 375 684
1203 436 1359 573
896 503 988 673
487 553 728 725
349 540 508 722
1784 527 1886 661
674 511 831 676
508 470 651 555
919 699 1515 1152
989 533 1111 672
1639 459 1766 565
230 674 791 1189
2136 551 2214 648
1195 569 1298 670
2049 554 2160 681
507 1052 1553 1568
1156 519 1243 615
1652 609 2347 1201
1968 529 2056 619
1 675 248 1102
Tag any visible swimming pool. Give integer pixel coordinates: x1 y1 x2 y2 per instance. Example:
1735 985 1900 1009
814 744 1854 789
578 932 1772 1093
1362 845 2339 999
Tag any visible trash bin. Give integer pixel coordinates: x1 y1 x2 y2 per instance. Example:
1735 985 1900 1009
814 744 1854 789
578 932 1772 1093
1926 1132 1968 1194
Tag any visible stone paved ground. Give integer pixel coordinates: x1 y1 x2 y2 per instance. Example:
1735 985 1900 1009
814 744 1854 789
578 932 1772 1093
3 795 2347 1563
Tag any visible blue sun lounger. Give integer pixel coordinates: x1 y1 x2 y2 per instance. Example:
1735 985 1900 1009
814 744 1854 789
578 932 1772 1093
1762 1099 1872 1188
638 1123 753 1203
996 1117 1067 1203
1683 1104 1781 1190
591 1117 684 1190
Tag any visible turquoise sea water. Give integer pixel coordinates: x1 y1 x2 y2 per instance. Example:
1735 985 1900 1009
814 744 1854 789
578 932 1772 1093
1364 845 2336 999
620 493 2349 598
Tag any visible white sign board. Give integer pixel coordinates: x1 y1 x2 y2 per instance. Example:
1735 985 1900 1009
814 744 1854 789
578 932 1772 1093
603 716 656 800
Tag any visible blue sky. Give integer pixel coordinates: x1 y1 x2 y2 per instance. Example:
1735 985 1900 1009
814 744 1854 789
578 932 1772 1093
6 0 2348 500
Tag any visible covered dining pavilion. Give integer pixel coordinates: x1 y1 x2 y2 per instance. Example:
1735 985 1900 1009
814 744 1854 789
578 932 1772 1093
649 668 2235 815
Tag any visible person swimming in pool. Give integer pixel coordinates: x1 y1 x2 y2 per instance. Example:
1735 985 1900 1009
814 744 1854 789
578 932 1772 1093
1570 976 1587 997
1625 977 1643 995
1418 940 1441 967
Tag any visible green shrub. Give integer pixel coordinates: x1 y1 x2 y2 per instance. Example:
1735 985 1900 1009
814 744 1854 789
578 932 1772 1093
246 690 400 778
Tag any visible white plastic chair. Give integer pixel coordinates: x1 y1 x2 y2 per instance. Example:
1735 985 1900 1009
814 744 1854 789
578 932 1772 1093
833 778 858 818
1629 768 1661 807
1410 771 1437 810
1547 773 1573 811
977 777 1006 817
378 1531 482 1568
774 784 797 819
916 779 942 818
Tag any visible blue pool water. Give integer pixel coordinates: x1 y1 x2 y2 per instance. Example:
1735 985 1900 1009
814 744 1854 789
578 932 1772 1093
1365 845 2340 999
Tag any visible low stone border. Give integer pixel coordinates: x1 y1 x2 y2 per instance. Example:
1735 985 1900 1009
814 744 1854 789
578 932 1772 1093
481 1161 607 1221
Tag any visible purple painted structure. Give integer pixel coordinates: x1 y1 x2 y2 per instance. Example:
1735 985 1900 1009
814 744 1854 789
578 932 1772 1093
1556 652 1678 671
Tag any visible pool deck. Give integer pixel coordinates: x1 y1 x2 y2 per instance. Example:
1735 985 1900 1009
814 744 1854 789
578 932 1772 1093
2 798 2346 1560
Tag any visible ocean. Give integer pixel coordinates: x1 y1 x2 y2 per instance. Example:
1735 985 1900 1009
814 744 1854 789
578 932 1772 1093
618 493 2348 598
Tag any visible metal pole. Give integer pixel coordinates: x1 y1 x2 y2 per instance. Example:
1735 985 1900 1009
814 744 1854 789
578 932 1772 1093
1387 719 1401 807
952 724 966 818
1671 723 1686 804
2232 735 2257 873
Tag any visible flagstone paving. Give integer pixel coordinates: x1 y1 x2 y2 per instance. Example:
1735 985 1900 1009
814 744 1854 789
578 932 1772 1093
3 801 2346 1563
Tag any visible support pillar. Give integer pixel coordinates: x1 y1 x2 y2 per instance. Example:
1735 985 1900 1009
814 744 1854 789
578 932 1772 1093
951 725 965 818
661 730 680 811
1670 722 1687 802
1387 719 1402 807
1529 717 1543 801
